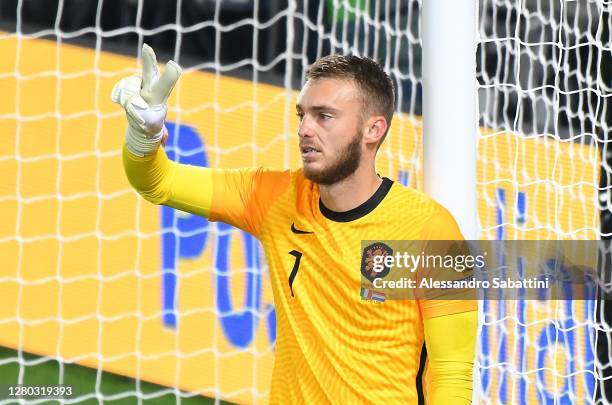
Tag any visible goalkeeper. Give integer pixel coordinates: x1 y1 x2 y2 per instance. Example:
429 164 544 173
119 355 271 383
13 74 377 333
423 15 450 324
113 44 477 404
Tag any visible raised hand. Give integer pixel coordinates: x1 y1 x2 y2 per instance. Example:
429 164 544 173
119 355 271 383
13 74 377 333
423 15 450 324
111 44 182 156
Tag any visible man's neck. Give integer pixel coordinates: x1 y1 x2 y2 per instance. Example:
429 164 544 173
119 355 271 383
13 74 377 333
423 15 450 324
318 166 383 213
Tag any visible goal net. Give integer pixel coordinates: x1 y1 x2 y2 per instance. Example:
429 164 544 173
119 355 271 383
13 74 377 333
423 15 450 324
0 0 609 403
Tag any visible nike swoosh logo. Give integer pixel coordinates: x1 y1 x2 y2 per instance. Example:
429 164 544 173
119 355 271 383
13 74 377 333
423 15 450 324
291 223 314 234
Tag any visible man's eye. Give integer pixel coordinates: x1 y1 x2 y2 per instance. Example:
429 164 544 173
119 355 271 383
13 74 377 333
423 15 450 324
296 112 304 120
319 113 331 120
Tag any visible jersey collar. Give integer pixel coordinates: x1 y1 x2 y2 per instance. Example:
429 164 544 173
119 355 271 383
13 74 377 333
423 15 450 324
319 177 393 223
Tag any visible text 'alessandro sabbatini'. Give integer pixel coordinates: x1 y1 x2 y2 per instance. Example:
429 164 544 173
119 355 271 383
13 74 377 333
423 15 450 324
372 276 550 290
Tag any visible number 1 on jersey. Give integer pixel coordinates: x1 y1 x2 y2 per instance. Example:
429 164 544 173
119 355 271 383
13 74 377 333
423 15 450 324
288 250 302 297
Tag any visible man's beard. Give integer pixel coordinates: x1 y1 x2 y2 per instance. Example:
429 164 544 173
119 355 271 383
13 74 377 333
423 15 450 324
303 132 362 186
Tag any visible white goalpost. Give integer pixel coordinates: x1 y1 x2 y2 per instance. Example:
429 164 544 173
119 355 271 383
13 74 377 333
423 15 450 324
422 3 480 405
422 0 479 239
0 0 609 403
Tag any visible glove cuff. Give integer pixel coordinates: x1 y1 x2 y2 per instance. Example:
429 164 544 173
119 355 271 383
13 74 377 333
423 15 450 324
125 125 165 157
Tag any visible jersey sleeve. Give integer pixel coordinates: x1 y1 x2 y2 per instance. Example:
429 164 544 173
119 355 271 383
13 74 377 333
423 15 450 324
423 310 477 404
123 144 213 217
208 167 291 237
123 144 291 238
418 204 478 319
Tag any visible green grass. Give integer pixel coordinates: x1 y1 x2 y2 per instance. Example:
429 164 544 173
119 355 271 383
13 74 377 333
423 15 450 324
0 347 229 404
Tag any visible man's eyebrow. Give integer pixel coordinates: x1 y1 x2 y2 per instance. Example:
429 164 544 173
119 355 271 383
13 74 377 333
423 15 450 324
295 104 340 112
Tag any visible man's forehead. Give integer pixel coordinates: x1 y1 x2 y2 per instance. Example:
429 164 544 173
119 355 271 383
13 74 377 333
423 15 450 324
297 78 360 107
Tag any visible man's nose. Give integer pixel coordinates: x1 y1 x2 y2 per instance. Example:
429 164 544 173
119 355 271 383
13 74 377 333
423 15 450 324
298 115 314 138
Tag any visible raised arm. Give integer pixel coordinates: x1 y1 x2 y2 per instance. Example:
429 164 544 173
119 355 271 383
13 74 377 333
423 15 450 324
112 44 213 217
112 45 290 234
122 144 213 217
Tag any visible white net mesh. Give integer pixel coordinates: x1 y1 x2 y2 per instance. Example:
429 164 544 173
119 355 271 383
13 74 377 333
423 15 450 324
0 0 609 403
476 1 609 403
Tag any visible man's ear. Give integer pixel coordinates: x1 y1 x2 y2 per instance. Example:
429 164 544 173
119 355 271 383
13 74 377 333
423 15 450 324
363 115 388 146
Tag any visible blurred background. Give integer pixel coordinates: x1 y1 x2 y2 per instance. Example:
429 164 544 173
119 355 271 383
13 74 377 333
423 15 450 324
1 0 609 132
0 0 610 404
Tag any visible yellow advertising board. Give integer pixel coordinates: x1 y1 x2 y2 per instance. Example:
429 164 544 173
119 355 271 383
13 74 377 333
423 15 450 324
0 35 600 404
476 129 599 403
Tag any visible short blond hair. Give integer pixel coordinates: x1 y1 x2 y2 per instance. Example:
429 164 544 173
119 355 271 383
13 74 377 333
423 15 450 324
306 54 395 143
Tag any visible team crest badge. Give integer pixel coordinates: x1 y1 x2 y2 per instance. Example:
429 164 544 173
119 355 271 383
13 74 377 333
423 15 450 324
361 242 393 282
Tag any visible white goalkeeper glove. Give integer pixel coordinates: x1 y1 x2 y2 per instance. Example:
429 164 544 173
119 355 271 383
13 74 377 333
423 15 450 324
111 44 182 157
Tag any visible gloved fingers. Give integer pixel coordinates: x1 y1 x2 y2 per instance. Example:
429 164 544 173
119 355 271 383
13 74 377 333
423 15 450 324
149 60 182 105
141 44 159 92
111 76 135 106
110 79 123 104
111 75 144 108
125 102 146 128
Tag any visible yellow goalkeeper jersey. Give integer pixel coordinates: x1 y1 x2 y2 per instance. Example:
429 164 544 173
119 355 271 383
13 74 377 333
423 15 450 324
207 168 477 404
